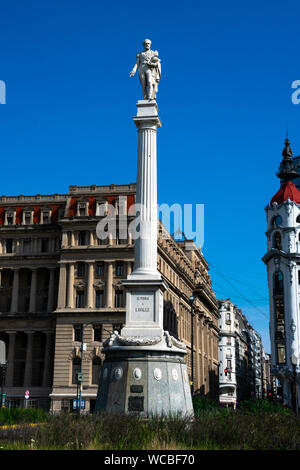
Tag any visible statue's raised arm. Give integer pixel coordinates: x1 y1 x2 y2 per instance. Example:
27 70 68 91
129 39 161 100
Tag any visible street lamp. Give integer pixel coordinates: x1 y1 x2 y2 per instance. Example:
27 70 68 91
190 296 195 396
291 354 298 416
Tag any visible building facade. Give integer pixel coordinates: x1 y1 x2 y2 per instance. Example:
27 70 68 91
218 299 263 407
263 137 300 409
0 183 219 412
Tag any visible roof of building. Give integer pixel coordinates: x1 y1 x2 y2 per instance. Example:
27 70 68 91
270 180 300 205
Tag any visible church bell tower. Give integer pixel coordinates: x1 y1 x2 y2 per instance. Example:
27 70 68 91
263 137 300 409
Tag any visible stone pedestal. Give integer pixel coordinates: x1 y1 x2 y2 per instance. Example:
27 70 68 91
95 335 193 416
95 100 194 417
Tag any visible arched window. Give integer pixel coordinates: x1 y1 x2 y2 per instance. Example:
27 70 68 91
271 215 283 227
297 214 300 224
273 232 282 250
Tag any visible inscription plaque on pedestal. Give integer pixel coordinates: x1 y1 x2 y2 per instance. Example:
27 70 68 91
131 292 154 322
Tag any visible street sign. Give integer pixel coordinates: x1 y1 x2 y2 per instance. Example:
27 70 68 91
73 398 85 410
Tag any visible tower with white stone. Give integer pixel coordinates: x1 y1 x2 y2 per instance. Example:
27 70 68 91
263 137 300 410
95 45 193 416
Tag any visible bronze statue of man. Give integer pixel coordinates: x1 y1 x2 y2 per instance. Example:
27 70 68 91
130 39 161 100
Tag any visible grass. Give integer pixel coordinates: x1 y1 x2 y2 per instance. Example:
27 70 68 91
0 398 299 450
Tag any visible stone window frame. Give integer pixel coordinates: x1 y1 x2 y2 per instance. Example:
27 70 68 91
22 207 34 225
4 208 16 226
40 206 52 224
76 198 89 217
95 198 108 217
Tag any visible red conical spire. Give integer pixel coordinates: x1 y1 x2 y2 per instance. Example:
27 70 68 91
271 136 300 205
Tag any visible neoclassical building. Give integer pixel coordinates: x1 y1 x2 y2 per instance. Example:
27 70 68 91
0 183 219 412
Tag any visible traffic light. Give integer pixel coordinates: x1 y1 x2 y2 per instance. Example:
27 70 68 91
224 368 228 376
76 372 84 383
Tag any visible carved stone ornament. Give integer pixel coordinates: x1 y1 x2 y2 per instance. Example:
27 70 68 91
133 368 142 380
284 199 293 215
153 368 162 381
114 367 123 381
172 368 178 381
103 330 162 348
288 260 296 284
290 320 296 339
164 330 186 350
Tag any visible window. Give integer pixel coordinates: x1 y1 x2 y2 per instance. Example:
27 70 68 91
115 261 124 277
274 271 284 295
23 238 31 253
5 239 13 253
5 211 15 225
76 262 85 278
76 291 85 308
78 231 87 246
74 324 83 342
93 324 102 342
95 290 104 308
274 298 285 340
271 215 283 227
297 214 300 224
277 343 286 364
273 232 282 250
95 262 104 277
41 238 49 253
115 290 123 308
72 357 81 384
92 357 102 385
24 212 31 225
226 312 231 324
42 211 50 224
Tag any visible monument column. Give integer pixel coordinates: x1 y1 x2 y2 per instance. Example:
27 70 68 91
95 39 193 418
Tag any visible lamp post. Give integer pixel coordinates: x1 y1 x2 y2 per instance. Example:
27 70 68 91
190 296 195 396
0 362 7 408
291 354 298 416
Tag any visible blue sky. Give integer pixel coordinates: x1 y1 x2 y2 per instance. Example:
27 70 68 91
1 0 300 352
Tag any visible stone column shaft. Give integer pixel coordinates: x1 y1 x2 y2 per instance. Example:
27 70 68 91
105 261 113 308
42 331 53 387
67 263 75 308
47 268 56 312
86 262 94 308
57 263 67 309
29 268 37 312
6 331 16 387
24 331 34 387
10 269 19 313
132 116 160 277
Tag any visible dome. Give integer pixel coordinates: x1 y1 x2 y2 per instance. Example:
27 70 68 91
270 181 300 205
